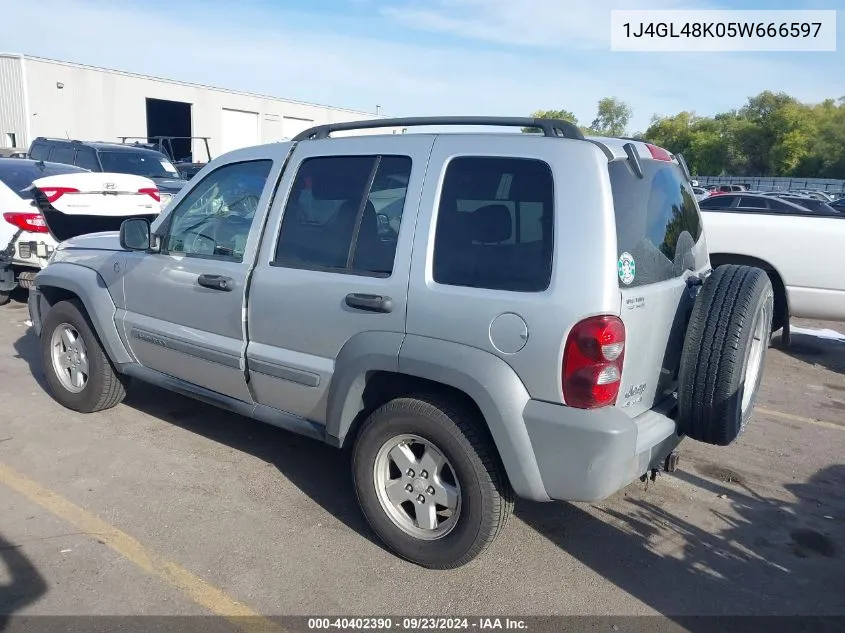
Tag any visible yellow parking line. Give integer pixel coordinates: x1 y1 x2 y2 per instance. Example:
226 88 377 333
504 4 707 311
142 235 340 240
0 461 284 633
756 406 844 431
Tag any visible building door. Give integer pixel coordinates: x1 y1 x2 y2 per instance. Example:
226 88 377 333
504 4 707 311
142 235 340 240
221 108 259 154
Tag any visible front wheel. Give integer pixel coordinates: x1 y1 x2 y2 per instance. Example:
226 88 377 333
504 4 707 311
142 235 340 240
40 299 128 413
352 395 513 569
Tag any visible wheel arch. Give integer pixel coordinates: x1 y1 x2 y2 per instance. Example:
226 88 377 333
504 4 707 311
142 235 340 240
326 333 551 502
34 264 134 366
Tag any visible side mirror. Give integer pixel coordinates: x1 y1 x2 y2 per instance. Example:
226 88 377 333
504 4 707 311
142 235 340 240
119 218 151 251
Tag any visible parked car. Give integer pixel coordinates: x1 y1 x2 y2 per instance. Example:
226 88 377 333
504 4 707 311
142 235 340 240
1 159 163 304
766 194 842 215
1 159 88 303
692 186 710 202
699 192 845 345
28 137 187 206
28 116 773 568
831 197 845 211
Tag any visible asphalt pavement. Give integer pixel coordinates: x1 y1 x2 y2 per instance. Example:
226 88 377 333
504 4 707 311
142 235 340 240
0 291 843 626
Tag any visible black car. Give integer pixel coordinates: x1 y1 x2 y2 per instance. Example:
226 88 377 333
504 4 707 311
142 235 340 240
27 137 187 197
699 193 824 214
771 195 843 215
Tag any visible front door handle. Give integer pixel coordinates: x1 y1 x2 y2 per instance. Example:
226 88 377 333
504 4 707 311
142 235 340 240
198 274 234 292
345 293 393 313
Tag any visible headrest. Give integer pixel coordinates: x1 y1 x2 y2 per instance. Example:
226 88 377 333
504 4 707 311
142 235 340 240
471 204 512 244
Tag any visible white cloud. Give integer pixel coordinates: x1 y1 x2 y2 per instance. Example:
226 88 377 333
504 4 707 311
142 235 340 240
1 0 841 133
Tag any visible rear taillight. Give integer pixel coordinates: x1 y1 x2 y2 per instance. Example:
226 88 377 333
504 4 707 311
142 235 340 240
38 186 79 203
645 143 672 161
138 187 160 202
562 316 626 409
3 212 49 233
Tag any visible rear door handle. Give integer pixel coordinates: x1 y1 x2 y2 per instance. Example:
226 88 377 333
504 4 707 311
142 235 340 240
197 274 234 292
345 293 393 313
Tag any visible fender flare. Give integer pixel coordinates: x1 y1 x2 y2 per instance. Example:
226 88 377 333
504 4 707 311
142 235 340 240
35 263 134 365
326 332 550 502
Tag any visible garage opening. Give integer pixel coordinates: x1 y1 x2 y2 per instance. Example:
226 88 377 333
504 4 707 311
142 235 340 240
145 98 192 162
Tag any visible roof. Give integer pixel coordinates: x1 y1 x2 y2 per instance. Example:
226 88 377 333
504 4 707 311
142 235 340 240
0 53 385 118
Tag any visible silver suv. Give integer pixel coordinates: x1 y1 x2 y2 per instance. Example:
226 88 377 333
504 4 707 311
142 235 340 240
28 117 774 568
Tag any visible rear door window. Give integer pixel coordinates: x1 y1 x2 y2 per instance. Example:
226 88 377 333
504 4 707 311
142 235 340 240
609 160 704 288
49 146 76 165
699 195 736 209
737 196 769 210
74 148 100 171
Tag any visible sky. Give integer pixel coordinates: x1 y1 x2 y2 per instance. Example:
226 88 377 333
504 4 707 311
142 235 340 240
2 0 842 133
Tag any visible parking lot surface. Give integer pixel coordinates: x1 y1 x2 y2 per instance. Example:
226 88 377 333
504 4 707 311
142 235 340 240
0 291 843 622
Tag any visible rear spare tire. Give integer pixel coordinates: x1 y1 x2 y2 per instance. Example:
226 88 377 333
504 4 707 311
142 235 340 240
678 265 773 446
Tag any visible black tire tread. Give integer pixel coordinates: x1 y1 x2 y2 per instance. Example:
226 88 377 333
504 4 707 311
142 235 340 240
0 291 10 307
353 394 513 569
678 265 772 445
41 299 127 413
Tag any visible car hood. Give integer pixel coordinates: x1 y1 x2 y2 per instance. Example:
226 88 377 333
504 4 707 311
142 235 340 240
150 176 187 193
59 231 122 251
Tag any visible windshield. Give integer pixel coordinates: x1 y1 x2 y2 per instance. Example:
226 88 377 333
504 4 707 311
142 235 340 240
98 151 182 179
0 161 87 199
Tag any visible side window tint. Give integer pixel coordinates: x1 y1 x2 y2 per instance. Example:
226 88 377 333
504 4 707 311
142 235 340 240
610 161 704 287
74 148 100 171
29 144 48 161
274 155 412 277
49 146 76 164
433 157 554 292
699 195 732 209
163 160 272 261
737 197 767 209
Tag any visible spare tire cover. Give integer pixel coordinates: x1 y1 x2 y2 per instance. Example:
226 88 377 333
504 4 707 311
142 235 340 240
677 264 774 446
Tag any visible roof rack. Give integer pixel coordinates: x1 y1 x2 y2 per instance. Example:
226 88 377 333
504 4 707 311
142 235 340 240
291 116 585 141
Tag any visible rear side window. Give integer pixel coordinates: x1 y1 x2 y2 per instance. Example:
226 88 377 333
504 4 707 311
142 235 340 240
49 146 76 164
609 160 704 288
433 157 554 292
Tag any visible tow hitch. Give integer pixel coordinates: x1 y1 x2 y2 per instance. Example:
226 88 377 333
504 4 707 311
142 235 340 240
640 450 681 489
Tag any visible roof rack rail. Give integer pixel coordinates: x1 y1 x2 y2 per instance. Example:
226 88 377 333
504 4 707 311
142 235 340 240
291 116 585 141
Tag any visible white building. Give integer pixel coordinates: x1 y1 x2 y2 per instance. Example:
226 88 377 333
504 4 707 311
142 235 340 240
0 53 388 162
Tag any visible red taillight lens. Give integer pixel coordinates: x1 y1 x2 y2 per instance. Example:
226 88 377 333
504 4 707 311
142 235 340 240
3 212 50 233
562 316 626 409
138 187 160 202
38 186 79 203
645 143 672 161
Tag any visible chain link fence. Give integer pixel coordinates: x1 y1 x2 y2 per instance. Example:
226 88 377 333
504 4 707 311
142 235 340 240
694 175 845 195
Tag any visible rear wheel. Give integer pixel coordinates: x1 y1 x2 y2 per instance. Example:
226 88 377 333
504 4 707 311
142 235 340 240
40 300 128 413
0 290 10 306
352 395 513 569
678 265 773 446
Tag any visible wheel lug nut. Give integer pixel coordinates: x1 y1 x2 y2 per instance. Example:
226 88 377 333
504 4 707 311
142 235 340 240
417 494 425 503
427 486 435 495
407 469 415 478
421 470 428 478
405 484 413 492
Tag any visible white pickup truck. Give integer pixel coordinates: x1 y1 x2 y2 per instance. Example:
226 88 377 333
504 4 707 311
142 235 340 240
699 193 845 345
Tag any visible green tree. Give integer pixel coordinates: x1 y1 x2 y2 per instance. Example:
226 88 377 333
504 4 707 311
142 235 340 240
521 109 579 133
589 97 632 136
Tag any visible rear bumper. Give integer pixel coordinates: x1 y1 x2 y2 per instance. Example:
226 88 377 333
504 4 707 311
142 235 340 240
523 399 681 502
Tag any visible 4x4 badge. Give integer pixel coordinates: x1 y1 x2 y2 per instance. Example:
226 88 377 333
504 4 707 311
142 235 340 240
618 252 636 285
